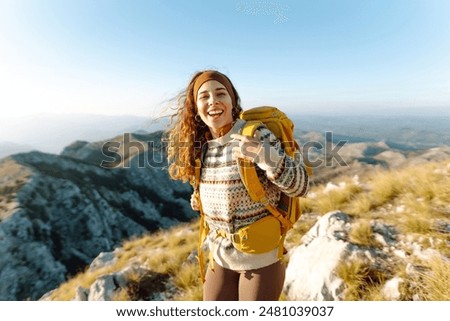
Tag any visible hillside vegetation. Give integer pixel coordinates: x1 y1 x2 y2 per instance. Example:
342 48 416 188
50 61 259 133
46 157 450 301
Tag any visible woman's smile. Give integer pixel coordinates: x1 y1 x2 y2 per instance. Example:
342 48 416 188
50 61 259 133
196 80 234 138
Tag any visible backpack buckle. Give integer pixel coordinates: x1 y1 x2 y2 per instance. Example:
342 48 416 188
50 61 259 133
230 232 247 243
216 230 247 243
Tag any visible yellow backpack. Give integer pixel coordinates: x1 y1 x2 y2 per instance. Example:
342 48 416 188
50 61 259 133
238 106 303 233
192 106 308 282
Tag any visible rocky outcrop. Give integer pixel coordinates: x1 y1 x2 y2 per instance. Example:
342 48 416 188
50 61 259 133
40 250 177 301
284 211 351 300
0 132 196 300
283 211 447 301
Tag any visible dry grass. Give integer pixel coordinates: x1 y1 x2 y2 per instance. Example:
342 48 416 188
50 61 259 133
369 170 403 206
337 257 387 301
172 263 199 290
112 289 132 301
172 284 203 301
404 216 433 234
397 256 450 301
285 213 319 249
47 264 118 300
346 194 374 216
171 262 203 301
430 234 450 258
348 219 380 248
0 159 33 219
301 181 362 215
417 256 450 300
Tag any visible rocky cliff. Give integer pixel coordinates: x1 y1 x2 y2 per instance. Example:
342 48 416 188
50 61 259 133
0 131 196 300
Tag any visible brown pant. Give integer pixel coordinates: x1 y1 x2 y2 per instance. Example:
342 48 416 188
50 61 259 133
203 260 285 301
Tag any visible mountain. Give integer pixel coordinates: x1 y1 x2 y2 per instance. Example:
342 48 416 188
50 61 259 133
42 154 450 301
0 131 195 300
0 113 167 156
297 126 450 185
0 142 36 159
293 114 450 149
1 113 449 300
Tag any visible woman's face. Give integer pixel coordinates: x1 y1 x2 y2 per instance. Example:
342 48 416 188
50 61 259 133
196 80 234 138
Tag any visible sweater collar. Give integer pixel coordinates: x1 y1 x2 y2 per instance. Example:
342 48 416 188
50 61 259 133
208 119 245 145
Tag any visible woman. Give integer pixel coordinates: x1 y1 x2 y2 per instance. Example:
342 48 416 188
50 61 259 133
166 70 309 300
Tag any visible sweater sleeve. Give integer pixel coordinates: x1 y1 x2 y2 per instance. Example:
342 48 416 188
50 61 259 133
253 126 309 197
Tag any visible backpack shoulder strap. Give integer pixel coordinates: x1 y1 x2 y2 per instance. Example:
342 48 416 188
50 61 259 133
192 158 209 283
238 120 264 201
238 122 292 231
193 158 202 191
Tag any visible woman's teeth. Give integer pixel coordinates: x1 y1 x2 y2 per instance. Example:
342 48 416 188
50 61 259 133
208 110 223 116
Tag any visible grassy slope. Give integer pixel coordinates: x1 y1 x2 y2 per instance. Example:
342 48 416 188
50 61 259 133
47 157 450 301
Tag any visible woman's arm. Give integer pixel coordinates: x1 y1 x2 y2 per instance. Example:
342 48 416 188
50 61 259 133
231 126 309 197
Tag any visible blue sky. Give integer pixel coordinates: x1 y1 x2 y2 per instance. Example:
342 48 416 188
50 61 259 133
1 0 449 118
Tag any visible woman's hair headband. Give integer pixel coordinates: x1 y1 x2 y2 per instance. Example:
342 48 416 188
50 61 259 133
192 70 236 106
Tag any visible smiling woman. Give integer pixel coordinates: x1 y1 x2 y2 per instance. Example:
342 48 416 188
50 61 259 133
165 70 243 182
164 70 309 301
194 75 236 139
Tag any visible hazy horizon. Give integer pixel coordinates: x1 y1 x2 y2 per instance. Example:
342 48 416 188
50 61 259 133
1 110 448 159
1 104 449 120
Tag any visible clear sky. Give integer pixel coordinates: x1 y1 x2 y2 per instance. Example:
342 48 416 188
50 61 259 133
1 0 449 118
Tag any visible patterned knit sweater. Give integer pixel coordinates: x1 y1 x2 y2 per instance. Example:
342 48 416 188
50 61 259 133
199 119 309 271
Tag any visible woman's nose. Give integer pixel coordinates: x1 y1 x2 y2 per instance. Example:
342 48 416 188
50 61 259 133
208 95 216 106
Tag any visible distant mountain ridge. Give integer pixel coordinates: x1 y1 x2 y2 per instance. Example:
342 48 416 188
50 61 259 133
0 113 167 158
1 112 448 159
293 114 450 148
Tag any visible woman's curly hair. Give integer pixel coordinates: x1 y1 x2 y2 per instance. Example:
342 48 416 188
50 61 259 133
165 70 242 185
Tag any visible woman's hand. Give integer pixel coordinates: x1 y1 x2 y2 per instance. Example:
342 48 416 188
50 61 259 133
230 133 262 162
190 190 200 211
231 133 282 170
